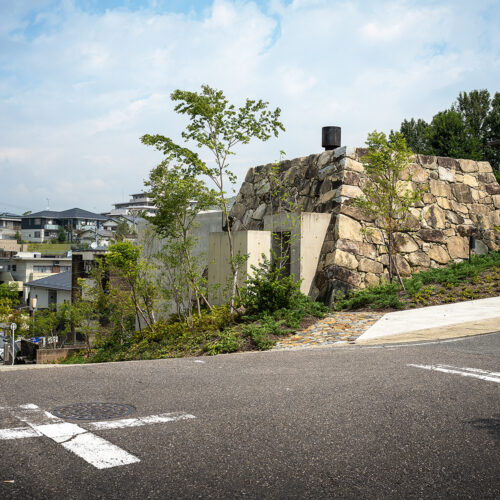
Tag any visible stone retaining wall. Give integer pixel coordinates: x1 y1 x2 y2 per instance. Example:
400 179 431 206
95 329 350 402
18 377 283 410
229 147 500 305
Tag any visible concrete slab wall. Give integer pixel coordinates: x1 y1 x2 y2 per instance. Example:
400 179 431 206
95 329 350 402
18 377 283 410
208 230 271 305
263 212 331 294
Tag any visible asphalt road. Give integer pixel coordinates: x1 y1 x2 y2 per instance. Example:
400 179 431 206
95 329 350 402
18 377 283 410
1 332 499 499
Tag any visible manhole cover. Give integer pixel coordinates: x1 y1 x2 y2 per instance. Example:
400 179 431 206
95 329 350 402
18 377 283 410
53 403 135 421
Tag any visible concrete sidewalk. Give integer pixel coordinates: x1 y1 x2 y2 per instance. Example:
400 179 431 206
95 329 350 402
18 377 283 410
356 296 500 344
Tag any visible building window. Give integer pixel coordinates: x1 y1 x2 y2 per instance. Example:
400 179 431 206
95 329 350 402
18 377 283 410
34 231 41 238
33 265 51 273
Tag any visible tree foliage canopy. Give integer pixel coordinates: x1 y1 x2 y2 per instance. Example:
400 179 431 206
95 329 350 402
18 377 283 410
394 89 500 178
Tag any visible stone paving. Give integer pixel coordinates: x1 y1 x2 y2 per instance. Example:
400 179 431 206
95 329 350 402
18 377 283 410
273 311 385 350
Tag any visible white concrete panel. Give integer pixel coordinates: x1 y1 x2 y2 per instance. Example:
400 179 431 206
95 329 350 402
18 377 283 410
358 297 500 341
208 231 271 305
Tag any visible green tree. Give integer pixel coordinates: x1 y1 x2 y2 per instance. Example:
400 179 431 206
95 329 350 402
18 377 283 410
0 283 19 320
107 241 157 334
141 85 284 311
396 118 431 155
353 131 423 286
114 219 132 241
57 226 67 243
396 89 500 180
146 167 217 325
427 109 483 160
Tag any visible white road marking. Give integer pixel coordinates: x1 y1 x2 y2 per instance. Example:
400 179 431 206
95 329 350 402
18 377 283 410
0 404 196 469
0 427 41 440
88 412 195 430
408 364 500 383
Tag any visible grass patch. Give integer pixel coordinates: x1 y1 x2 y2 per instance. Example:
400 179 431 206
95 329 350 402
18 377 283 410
27 243 71 254
335 251 500 311
63 296 328 363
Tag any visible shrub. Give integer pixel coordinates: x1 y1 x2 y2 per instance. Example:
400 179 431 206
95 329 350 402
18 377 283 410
240 255 303 314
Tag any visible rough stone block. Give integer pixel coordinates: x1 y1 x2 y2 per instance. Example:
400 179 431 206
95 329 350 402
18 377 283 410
358 258 383 274
450 200 469 214
477 172 496 184
252 203 267 220
477 161 493 173
418 155 437 169
485 183 500 195
430 180 452 198
423 193 436 204
395 255 412 276
492 195 500 208
446 211 464 225
458 159 478 173
438 166 455 182
428 245 450 264
231 202 247 220
447 236 469 259
340 185 364 198
417 228 444 242
452 184 473 203
393 233 419 253
343 170 361 186
407 251 431 268
336 239 377 258
335 214 363 242
330 249 359 270
329 265 362 287
339 204 374 222
343 157 364 173
437 157 458 170
423 205 446 229
463 174 478 187
436 197 451 210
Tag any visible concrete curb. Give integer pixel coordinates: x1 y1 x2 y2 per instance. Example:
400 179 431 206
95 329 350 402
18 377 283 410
357 296 500 342
356 317 500 345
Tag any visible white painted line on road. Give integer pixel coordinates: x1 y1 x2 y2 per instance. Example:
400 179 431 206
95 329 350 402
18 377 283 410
0 427 42 440
12 406 140 469
0 404 196 469
61 431 141 469
88 412 195 430
408 364 500 384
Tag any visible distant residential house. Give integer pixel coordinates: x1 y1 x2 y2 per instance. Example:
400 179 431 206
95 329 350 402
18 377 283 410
21 208 107 243
104 192 157 217
0 212 21 240
0 251 71 301
78 228 114 247
25 271 72 309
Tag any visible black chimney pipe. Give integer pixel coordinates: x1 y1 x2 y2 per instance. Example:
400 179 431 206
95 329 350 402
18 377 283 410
322 126 341 150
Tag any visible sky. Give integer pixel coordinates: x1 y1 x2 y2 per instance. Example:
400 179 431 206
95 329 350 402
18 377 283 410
0 0 499 214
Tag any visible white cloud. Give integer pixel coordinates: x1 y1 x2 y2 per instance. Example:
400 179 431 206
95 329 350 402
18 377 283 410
0 0 498 212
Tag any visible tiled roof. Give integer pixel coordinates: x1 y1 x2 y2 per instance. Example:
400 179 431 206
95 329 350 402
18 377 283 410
25 271 72 291
23 208 107 221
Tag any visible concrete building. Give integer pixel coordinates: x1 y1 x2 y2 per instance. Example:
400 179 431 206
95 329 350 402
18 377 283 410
0 213 21 240
228 145 500 306
25 271 72 309
106 192 158 217
21 208 107 243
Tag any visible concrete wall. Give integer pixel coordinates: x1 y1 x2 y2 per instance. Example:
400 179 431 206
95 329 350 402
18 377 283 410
36 346 84 363
208 230 271 305
263 212 331 294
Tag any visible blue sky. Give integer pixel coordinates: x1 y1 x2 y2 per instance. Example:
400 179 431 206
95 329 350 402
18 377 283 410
1 0 499 213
